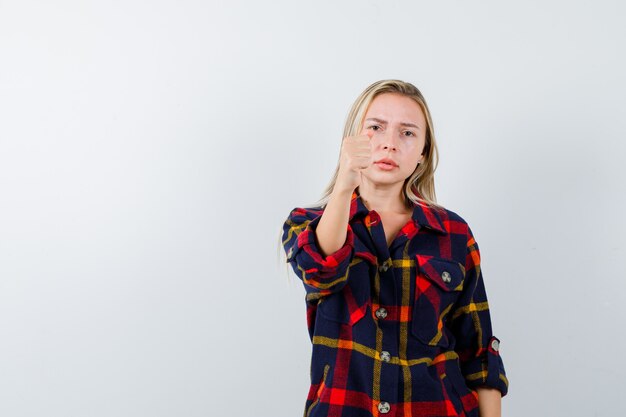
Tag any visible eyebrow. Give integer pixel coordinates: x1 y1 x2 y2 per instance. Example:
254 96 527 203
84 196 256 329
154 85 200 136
365 117 421 130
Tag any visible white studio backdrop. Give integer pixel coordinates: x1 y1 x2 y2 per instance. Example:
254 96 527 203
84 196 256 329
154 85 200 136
1 1 625 416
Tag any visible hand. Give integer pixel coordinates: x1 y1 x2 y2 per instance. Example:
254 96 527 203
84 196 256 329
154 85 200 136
335 130 373 193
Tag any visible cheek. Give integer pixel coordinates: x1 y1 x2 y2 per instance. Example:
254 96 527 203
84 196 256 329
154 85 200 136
399 153 421 172
408 139 426 158
402 142 423 160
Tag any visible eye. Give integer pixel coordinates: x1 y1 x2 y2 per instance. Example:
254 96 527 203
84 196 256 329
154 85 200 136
367 125 381 131
403 130 416 137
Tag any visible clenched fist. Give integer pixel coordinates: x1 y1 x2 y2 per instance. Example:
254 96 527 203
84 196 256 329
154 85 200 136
335 131 373 193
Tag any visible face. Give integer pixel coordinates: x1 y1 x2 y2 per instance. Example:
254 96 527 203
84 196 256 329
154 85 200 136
360 93 427 187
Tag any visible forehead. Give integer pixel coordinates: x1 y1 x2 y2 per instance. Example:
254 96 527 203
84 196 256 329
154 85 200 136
365 93 426 125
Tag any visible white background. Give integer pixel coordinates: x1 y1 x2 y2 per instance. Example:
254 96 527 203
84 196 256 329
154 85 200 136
1 1 625 416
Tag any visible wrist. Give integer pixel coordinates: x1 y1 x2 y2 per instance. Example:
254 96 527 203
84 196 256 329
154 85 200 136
330 187 355 200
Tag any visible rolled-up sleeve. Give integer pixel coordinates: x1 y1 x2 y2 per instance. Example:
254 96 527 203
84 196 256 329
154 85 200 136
450 227 509 396
282 207 355 296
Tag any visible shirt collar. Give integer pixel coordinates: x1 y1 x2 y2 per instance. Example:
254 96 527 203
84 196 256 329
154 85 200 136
349 190 447 235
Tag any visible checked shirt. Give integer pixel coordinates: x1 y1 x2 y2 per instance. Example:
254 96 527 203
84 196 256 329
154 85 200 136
282 191 508 417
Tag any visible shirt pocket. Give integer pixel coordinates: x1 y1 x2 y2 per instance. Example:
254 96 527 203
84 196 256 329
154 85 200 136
411 254 465 347
317 259 371 326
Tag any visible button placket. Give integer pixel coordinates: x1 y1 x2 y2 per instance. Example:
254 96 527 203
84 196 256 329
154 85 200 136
378 258 392 273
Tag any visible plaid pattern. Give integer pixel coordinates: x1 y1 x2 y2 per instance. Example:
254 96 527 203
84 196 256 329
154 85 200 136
282 191 508 417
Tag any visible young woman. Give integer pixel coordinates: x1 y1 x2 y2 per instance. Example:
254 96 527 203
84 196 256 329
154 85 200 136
281 80 508 417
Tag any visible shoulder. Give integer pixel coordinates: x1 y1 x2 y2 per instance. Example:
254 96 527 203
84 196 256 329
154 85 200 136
431 206 484 271
438 205 469 226
285 205 325 222
283 205 327 234
432 204 477 240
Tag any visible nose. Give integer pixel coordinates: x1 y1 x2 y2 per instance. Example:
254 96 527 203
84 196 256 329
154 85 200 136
381 130 398 151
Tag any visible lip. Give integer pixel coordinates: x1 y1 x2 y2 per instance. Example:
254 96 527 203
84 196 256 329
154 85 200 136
374 158 398 167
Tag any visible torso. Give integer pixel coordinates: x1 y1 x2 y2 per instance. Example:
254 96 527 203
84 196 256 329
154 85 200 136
283 199 504 414
379 211 413 247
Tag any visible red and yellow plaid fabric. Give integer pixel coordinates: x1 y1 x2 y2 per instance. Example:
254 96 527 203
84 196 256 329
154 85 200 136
282 191 508 417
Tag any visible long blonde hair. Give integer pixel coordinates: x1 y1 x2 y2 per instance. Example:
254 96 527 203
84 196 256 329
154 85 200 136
311 79 441 210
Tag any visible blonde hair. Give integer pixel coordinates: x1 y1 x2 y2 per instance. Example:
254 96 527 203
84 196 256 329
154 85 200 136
310 79 441 210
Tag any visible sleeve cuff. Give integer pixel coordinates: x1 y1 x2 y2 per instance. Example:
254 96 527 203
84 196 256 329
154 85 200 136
286 215 355 277
465 336 509 396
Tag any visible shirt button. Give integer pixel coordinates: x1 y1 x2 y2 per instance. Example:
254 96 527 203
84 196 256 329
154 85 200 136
375 308 388 319
441 271 452 283
378 263 389 272
380 351 391 362
491 339 500 352
378 401 390 414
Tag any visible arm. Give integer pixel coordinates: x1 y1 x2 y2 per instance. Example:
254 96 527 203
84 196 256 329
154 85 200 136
283 129 373 295
449 227 509 399
315 188 353 256
282 189 356 296
477 387 501 417
315 128 374 256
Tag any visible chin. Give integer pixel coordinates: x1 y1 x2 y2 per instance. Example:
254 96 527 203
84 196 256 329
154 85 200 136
365 175 404 186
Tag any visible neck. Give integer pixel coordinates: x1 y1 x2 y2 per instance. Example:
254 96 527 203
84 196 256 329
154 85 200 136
358 180 409 214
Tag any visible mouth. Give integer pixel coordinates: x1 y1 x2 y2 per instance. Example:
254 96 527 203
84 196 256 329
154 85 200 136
374 160 398 171
375 159 398 167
